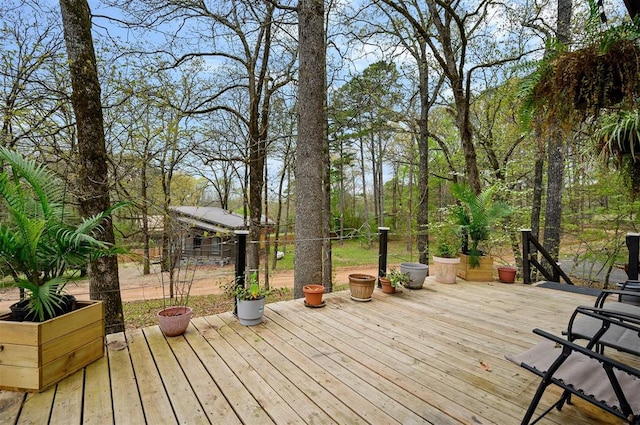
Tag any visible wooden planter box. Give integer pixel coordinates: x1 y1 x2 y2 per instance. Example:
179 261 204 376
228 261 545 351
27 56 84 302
0 300 104 392
456 254 494 281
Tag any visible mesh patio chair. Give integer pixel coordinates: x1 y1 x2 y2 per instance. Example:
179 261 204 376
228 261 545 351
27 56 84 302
567 289 640 356
507 307 640 425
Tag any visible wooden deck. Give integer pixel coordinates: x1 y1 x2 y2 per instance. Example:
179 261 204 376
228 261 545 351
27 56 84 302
0 278 634 424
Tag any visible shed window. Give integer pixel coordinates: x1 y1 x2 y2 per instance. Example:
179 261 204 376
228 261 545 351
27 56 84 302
211 237 221 254
193 234 203 250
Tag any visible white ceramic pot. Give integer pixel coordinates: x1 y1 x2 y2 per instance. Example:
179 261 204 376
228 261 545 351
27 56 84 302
236 297 266 326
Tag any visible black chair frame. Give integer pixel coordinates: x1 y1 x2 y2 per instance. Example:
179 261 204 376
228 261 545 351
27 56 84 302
518 308 640 425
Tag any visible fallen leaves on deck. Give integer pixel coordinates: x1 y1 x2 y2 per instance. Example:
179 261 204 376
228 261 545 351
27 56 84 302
479 360 492 372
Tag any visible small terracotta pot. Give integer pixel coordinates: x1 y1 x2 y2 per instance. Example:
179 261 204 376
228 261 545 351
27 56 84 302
497 266 517 283
303 284 325 305
379 277 395 294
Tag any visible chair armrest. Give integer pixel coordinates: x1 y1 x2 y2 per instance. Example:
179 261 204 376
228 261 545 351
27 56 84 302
567 305 640 356
621 280 640 290
568 305 640 333
595 289 640 307
575 306 640 328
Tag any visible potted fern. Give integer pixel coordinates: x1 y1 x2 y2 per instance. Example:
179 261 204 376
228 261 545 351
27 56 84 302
451 183 511 281
0 147 124 392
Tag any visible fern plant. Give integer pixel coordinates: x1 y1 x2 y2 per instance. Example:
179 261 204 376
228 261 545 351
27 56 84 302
593 109 640 159
450 183 511 267
0 147 124 321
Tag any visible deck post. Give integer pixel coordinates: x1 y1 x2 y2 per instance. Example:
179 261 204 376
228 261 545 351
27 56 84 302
626 233 640 280
378 227 389 287
522 229 532 284
234 230 249 315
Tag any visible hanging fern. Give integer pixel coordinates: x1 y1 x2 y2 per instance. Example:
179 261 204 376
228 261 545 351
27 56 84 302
593 109 640 160
518 18 640 133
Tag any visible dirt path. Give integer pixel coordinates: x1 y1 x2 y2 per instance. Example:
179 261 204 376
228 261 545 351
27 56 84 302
0 262 379 312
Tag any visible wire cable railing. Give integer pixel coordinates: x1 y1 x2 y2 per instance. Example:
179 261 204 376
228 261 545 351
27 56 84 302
1 227 421 333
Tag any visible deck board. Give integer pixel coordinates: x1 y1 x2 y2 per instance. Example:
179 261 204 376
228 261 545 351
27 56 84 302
209 314 337 425
143 325 208 424
82 355 113 425
187 317 277 424
300 295 517 423
1 278 636 425
106 332 146 424
127 328 177 425
163 324 242 425
49 369 83 424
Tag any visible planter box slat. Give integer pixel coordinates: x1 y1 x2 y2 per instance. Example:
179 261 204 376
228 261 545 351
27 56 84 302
39 301 104 344
0 318 40 345
42 319 103 364
1 365 41 391
0 300 104 392
41 337 104 390
0 342 39 367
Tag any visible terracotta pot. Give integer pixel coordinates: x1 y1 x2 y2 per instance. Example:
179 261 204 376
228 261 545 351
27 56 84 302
497 266 517 284
303 284 325 305
379 277 395 294
158 306 192 336
348 274 376 301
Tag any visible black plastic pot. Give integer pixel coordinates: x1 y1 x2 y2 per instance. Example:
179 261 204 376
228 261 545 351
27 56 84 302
9 295 77 322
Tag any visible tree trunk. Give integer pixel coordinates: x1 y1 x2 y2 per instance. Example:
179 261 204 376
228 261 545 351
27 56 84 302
141 158 150 275
247 4 276 275
531 155 544 238
543 0 572 266
406 151 414 253
294 0 325 298
375 133 384 227
424 0 481 194
416 46 429 264
359 136 372 248
263 161 270 290
543 131 564 263
392 162 398 231
338 139 345 244
271 143 291 272
247 85 265 275
323 117 333 291
59 0 124 334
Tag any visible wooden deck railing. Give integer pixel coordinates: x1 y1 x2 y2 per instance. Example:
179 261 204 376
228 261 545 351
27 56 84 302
521 229 573 285
521 231 640 286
